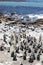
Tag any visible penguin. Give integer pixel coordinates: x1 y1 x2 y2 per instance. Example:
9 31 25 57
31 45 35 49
20 44 23 51
23 50 27 60
42 49 43 53
23 54 26 60
29 56 34 63
37 44 41 49
28 47 31 53
11 51 14 57
0 46 4 51
24 50 27 56
13 53 17 61
30 40 33 45
34 47 38 53
41 61 43 64
38 49 42 55
9 42 12 46
31 53 36 60
37 54 40 61
33 44 36 49
16 46 19 53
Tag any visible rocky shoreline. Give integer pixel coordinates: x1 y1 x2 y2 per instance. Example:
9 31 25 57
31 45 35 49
0 13 43 25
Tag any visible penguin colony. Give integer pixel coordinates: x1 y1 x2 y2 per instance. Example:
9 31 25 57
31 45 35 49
0 24 43 65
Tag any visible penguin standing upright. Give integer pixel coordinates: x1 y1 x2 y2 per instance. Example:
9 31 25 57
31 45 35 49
13 53 17 61
29 56 34 63
37 54 40 61
23 54 26 60
28 47 31 53
20 43 23 51
16 46 19 53
11 51 14 57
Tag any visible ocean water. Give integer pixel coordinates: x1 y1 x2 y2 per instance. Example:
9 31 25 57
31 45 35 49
0 2 43 14
26 0 43 2
0 0 25 1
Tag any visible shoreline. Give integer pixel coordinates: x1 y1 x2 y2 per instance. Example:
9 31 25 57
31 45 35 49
0 13 43 25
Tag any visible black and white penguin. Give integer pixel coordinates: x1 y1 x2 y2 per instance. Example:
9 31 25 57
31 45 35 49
28 47 31 53
37 54 40 61
16 46 19 53
11 51 14 57
29 56 34 63
13 53 17 61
